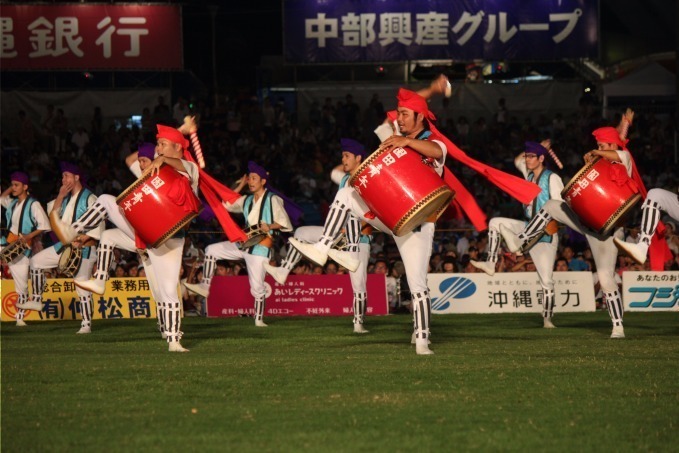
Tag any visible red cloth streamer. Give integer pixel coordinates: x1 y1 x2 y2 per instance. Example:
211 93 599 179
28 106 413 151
182 146 247 243
427 125 540 230
382 109 539 231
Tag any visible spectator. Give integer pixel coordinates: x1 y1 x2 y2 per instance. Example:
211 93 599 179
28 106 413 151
562 246 588 271
554 257 569 272
442 258 456 273
71 125 90 158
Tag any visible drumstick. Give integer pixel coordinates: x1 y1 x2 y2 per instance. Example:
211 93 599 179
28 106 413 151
541 139 564 170
189 132 206 169
618 108 634 141
547 148 564 170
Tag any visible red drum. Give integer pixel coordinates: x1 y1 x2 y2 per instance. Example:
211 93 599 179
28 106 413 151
117 165 201 248
562 156 641 236
349 146 454 236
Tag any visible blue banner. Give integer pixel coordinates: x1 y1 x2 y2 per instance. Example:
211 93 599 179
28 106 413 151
284 0 598 63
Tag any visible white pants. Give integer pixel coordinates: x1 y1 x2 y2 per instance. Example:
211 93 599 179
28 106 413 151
489 217 558 291
293 225 369 293
334 187 433 294
30 245 97 298
7 254 30 297
205 241 268 299
542 200 618 292
97 228 160 300
646 188 679 224
79 194 184 341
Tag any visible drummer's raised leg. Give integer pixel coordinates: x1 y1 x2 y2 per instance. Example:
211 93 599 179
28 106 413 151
184 241 244 298
74 228 134 295
264 226 323 285
615 188 679 264
289 187 384 271
53 194 135 245
472 217 525 276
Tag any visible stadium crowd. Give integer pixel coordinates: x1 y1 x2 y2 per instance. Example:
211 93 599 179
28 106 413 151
2 89 678 316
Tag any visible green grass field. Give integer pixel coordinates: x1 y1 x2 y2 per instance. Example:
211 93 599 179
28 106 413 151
2 312 678 452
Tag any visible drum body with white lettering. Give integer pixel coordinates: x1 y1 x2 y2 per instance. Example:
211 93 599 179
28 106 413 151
349 146 454 236
562 156 641 236
117 165 200 248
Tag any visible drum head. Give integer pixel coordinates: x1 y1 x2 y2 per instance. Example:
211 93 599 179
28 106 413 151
600 193 642 236
1 241 28 265
57 246 82 278
240 233 267 249
394 186 455 236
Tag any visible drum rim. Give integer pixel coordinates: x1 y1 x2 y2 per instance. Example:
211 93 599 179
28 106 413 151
240 233 269 249
116 165 160 203
150 212 199 248
1 240 29 264
393 185 454 236
599 193 642 236
348 146 388 187
561 155 601 198
56 245 83 278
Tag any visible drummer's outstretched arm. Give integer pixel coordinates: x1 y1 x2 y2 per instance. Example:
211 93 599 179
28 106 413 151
125 151 138 169
232 175 247 193
0 186 12 199
382 135 443 160
148 155 186 175
415 74 450 101
585 149 622 163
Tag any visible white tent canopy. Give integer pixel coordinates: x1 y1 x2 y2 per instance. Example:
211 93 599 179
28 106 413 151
603 62 676 97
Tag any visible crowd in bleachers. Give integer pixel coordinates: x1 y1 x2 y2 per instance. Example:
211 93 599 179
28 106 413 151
2 88 678 314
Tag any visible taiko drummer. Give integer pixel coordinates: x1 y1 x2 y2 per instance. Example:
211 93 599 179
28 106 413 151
1 171 50 327
500 124 647 339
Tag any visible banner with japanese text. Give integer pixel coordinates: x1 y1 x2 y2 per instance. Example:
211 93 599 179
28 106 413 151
622 271 679 312
207 274 388 317
428 272 596 314
1 278 158 322
284 0 598 63
0 4 182 70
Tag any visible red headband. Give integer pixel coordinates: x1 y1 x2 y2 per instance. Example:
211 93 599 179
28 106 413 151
156 124 189 150
397 88 436 121
592 126 628 150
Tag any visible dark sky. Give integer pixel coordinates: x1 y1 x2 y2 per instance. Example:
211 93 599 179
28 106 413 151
183 2 282 87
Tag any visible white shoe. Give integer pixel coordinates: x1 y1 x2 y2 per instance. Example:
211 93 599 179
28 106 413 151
411 332 432 344
415 338 434 355
76 326 91 334
327 248 360 272
168 342 189 352
184 281 210 298
614 237 648 265
264 262 290 285
353 324 369 334
610 325 625 339
74 278 106 295
255 320 268 327
15 319 27 327
470 259 496 276
16 300 43 311
543 318 556 329
499 224 524 253
289 238 327 266
50 211 78 245
161 332 168 340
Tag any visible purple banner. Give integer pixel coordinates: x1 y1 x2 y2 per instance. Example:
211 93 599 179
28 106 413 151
284 0 598 63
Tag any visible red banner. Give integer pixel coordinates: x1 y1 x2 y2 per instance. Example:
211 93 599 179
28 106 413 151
0 4 182 70
207 274 389 317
